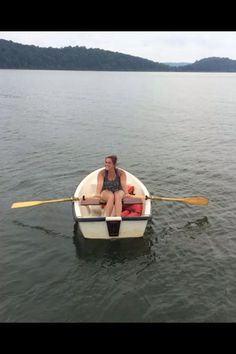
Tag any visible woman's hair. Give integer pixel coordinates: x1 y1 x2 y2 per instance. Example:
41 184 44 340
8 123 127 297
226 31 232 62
105 155 118 166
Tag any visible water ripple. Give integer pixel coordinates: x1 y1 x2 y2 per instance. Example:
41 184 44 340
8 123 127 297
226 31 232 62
1 70 236 322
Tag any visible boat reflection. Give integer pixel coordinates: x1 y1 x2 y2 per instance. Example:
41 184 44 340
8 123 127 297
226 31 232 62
73 221 154 262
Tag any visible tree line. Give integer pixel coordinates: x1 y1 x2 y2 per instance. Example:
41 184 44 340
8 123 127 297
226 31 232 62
1 39 236 72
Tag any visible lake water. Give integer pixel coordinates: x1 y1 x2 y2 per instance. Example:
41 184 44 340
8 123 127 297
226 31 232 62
1 70 236 322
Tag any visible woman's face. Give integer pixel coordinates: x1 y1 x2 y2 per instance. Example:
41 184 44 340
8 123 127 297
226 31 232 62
104 158 114 170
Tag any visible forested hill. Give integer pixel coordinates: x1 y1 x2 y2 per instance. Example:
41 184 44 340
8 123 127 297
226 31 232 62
1 39 236 72
179 57 236 72
0 39 170 71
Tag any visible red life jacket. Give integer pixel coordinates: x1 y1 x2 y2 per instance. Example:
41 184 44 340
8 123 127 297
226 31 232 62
121 203 143 217
121 185 143 217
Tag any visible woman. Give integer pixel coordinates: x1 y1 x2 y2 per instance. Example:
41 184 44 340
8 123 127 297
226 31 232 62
95 155 130 216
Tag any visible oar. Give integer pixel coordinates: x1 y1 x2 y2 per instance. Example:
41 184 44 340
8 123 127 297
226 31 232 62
133 195 209 205
11 197 81 209
11 194 209 209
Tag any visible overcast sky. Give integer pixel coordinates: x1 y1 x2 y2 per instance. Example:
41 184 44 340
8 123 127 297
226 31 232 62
1 31 236 63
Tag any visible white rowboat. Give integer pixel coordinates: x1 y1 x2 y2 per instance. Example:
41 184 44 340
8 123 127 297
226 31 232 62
73 168 151 239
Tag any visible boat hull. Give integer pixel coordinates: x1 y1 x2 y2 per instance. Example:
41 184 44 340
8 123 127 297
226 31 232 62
73 168 151 239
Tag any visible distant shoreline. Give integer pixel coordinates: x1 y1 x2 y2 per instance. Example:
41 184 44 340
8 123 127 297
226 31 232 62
0 68 236 74
1 39 236 72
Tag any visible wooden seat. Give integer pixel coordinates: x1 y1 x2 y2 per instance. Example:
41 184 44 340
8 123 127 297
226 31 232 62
80 198 105 206
80 196 144 206
122 197 143 204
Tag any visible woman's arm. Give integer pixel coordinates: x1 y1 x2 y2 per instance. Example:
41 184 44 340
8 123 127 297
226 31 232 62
95 171 104 197
120 170 129 197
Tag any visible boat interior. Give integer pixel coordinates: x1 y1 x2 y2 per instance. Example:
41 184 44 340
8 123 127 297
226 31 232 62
77 183 146 217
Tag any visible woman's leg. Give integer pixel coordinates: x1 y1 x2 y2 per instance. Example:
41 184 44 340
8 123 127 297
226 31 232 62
114 190 125 216
101 190 114 216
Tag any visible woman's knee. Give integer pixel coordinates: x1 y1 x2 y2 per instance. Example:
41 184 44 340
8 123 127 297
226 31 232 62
108 193 115 202
114 190 124 201
102 191 114 202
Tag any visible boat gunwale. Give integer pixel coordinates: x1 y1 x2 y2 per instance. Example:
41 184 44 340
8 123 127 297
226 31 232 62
74 214 151 222
73 167 151 219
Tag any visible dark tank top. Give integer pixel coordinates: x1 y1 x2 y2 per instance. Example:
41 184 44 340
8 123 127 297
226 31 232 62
101 168 122 193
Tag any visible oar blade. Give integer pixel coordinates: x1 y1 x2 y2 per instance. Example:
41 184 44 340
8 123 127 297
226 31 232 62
11 197 76 209
11 201 45 208
148 195 209 205
183 197 209 205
